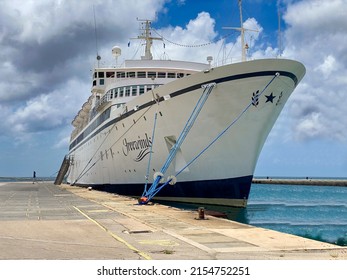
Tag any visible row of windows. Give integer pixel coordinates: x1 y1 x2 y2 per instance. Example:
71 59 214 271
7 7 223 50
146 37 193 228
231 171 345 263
93 71 190 87
104 84 161 100
94 70 189 79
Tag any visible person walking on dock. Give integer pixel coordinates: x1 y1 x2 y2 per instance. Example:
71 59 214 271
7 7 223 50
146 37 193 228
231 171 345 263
33 171 36 184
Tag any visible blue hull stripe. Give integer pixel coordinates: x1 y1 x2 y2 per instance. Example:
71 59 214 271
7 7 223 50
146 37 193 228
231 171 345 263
75 175 253 202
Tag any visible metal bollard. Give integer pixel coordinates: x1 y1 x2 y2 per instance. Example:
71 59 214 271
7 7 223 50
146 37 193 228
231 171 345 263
197 207 205 220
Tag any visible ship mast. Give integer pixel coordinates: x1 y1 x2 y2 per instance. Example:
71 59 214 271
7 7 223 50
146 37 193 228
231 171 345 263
134 19 162 60
238 0 246 62
223 0 258 62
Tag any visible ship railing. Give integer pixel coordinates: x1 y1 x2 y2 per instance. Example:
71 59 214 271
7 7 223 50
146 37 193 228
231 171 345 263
95 92 111 111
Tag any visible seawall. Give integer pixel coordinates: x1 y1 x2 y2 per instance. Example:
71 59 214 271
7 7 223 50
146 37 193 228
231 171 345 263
252 178 347 187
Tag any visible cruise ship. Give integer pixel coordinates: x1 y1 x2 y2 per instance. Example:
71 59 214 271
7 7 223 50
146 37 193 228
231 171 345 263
56 3 305 207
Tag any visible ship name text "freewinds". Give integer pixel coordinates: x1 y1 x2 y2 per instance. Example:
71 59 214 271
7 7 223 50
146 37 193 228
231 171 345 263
122 133 152 162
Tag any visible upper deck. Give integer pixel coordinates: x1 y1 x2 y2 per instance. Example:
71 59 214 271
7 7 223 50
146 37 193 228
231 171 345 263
70 19 210 141
70 59 209 140
91 59 209 92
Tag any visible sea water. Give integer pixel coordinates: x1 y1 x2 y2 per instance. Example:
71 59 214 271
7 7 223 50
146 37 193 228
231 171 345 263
245 183 347 245
0 177 54 182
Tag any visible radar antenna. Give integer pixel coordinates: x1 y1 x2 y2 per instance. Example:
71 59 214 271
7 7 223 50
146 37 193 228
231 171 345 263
112 46 121 66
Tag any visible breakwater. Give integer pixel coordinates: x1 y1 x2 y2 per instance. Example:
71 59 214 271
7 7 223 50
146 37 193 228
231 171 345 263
252 178 347 187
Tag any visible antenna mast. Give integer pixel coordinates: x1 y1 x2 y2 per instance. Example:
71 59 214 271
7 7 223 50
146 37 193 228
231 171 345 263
133 19 162 60
238 0 246 62
223 0 258 62
93 5 101 66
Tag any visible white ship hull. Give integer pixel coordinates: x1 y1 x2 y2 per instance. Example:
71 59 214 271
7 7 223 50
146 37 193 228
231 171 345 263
66 58 305 207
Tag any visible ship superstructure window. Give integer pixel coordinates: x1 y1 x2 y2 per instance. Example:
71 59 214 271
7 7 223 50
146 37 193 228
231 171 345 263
127 72 136 78
158 72 166 78
117 72 125 78
139 85 145 95
148 72 156 78
125 86 131 97
96 70 191 80
138 71 146 78
105 84 163 100
106 71 115 78
97 70 192 82
99 79 104 85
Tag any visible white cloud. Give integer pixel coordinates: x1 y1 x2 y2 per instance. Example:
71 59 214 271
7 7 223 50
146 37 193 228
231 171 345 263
0 0 166 147
155 13 266 65
4 0 166 44
314 55 337 78
154 12 218 62
53 127 72 149
176 0 186 6
6 79 90 142
281 0 347 142
295 112 325 139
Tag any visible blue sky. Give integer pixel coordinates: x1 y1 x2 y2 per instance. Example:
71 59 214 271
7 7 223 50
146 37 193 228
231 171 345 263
0 0 346 178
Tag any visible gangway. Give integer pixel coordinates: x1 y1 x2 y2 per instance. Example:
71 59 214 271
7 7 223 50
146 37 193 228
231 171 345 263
54 156 70 185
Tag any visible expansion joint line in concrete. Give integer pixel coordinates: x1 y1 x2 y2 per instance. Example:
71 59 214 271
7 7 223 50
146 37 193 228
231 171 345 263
72 206 152 260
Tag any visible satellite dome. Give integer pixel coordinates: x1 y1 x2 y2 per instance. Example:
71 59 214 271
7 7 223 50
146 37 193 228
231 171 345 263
112 46 121 58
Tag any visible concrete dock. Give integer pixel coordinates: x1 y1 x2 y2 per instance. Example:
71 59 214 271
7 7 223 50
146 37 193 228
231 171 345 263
0 181 346 260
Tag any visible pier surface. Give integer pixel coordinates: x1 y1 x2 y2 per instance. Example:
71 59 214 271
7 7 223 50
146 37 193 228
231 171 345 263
252 178 347 186
0 181 346 260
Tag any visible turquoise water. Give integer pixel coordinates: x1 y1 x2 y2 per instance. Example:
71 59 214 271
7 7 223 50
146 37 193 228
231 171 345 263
0 177 54 182
245 184 347 246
